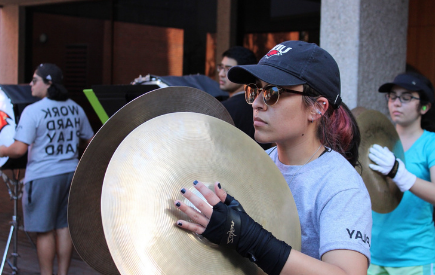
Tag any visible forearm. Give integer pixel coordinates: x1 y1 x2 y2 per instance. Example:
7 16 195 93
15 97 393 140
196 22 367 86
281 249 367 275
409 178 435 204
1 146 25 158
0 141 28 158
176 182 369 275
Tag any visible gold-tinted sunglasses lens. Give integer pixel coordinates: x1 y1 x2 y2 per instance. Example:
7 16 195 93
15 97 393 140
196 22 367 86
245 84 258 104
263 86 280 105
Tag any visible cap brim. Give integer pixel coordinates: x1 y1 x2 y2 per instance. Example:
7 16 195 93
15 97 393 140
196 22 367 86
378 81 435 103
228 64 306 87
378 83 394 93
379 82 423 93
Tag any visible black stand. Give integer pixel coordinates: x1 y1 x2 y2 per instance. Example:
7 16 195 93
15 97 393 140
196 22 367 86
0 85 39 274
1 170 23 275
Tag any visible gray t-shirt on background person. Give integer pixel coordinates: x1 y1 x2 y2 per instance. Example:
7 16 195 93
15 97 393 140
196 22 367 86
14 97 94 183
267 147 372 262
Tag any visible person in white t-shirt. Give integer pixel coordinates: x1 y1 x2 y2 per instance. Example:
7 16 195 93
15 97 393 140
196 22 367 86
0 63 94 275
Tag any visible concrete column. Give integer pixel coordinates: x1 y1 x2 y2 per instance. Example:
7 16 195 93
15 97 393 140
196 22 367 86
215 0 237 66
320 0 409 114
0 5 20 84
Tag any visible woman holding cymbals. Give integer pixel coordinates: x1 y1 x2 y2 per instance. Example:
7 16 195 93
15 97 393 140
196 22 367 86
368 72 435 275
173 40 372 275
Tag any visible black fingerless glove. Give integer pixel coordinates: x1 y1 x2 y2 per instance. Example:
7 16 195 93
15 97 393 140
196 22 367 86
202 195 292 275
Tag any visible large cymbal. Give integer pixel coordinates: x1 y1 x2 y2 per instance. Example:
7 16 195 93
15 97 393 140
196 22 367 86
352 107 404 213
68 87 234 275
101 112 301 275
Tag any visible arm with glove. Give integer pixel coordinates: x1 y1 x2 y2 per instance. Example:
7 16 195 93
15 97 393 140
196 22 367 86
174 181 368 275
369 144 435 204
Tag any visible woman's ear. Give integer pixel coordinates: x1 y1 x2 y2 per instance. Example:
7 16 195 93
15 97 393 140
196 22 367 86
421 103 431 115
309 97 329 123
314 97 329 116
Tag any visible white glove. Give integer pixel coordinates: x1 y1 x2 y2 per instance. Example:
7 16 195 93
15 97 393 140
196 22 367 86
368 144 396 175
392 159 417 192
368 144 416 192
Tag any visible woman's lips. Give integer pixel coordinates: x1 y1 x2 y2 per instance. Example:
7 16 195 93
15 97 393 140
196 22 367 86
253 117 267 126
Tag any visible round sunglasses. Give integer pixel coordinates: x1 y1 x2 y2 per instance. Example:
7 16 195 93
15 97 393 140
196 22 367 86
244 83 307 106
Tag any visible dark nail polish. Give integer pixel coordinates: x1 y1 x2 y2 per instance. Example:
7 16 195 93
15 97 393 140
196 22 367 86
178 222 182 226
218 183 221 189
193 180 198 185
180 188 186 194
176 202 181 207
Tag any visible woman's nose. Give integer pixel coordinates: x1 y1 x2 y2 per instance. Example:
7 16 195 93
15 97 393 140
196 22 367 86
393 97 402 105
252 92 266 110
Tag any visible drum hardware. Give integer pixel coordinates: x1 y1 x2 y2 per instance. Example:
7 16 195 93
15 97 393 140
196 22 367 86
1 170 23 275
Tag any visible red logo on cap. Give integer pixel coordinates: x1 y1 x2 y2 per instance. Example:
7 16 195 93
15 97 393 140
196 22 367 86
266 50 280 57
265 45 292 58
0 111 11 132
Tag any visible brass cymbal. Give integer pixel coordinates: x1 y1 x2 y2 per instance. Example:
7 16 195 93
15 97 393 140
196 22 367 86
352 107 404 213
68 87 234 275
101 112 301 275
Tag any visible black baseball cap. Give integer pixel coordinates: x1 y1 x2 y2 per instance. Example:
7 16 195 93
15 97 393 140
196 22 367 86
378 73 435 103
227 40 342 108
35 63 68 95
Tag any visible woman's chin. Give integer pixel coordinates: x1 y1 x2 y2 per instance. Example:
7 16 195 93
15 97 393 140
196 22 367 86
254 134 272 144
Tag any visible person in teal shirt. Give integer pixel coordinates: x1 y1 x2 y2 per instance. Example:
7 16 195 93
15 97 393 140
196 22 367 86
368 72 435 275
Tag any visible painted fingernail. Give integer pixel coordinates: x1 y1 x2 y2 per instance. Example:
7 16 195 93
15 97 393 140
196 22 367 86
218 182 221 189
193 180 198 185
180 188 186 194
175 201 181 207
177 222 182 226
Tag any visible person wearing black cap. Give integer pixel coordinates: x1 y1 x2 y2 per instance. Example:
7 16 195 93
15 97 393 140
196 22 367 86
218 46 271 150
0 63 94 275
367 72 435 275
173 41 372 275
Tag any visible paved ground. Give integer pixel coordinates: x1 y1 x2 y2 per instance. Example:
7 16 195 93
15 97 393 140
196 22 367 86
0 169 101 275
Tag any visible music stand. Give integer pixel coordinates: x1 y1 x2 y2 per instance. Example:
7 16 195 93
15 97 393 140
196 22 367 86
0 85 39 275
90 74 229 120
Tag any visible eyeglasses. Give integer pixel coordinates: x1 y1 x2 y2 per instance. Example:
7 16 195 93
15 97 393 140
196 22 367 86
244 83 306 106
386 93 420 103
31 78 39 85
216 64 233 74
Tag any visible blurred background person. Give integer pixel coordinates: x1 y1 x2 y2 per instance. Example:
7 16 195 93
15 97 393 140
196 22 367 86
218 46 271 150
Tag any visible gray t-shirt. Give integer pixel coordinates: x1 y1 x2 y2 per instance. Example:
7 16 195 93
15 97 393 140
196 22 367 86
267 147 372 262
15 97 94 183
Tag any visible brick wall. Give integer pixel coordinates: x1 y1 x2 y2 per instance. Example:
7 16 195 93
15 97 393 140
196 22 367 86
32 12 184 131
407 0 435 84
110 21 183 84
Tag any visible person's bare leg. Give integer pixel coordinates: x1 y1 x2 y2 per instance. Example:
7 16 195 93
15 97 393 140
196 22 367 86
36 231 56 275
56 227 73 275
